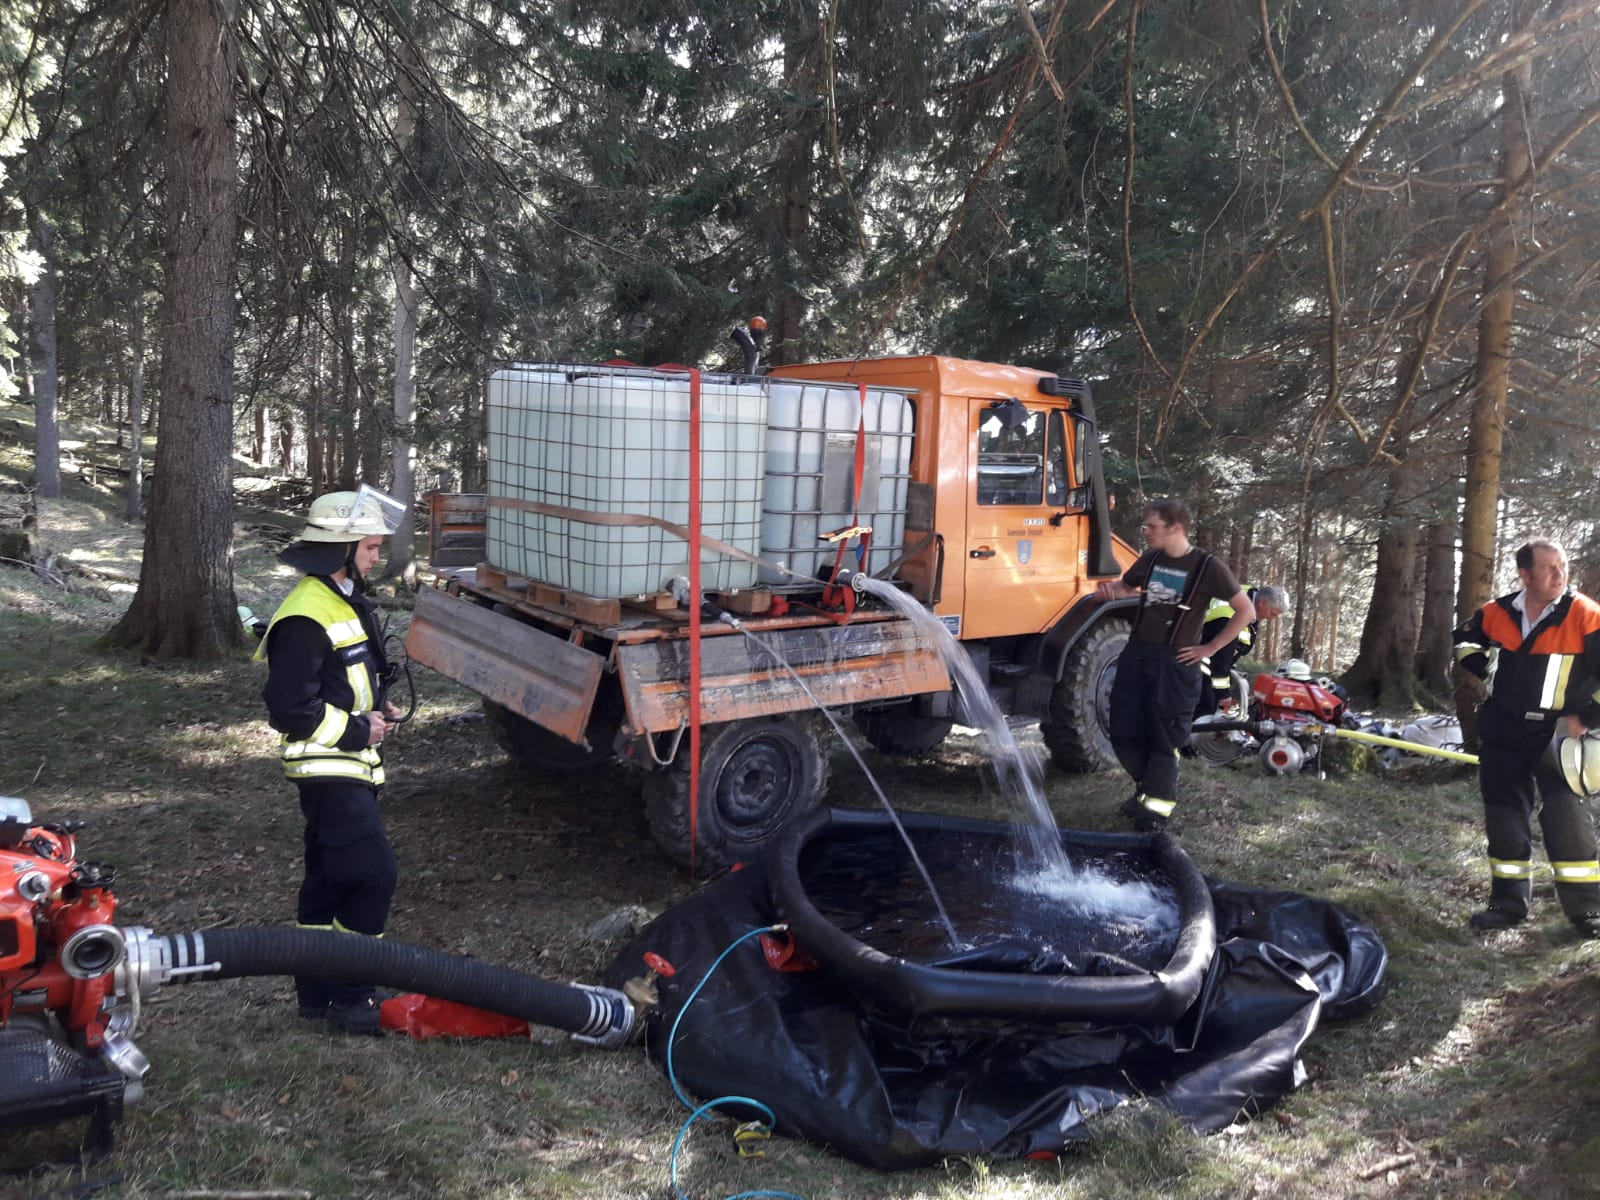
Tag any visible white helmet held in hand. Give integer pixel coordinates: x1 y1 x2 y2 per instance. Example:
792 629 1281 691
1549 729 1600 799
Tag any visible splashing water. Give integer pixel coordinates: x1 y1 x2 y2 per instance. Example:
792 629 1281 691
852 577 1163 921
732 626 962 948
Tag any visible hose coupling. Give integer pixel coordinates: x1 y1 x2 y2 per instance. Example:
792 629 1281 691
566 981 639 1049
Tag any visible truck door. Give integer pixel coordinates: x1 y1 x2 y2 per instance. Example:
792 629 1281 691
962 401 1091 640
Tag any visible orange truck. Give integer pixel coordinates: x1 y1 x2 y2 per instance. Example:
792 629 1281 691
406 353 1139 871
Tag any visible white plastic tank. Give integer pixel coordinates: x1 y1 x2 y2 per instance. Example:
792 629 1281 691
486 367 567 580
485 365 768 597
759 381 915 586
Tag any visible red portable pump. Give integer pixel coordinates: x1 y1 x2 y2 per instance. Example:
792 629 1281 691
1190 673 1350 776
0 796 145 1156
1246 672 1348 775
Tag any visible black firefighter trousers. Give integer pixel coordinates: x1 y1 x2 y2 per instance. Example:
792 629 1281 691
1479 718 1600 927
293 778 399 1011
1108 638 1204 815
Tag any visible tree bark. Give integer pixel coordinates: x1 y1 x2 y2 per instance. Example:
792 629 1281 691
386 44 423 583
768 7 821 366
1343 456 1421 707
1456 37 1531 626
125 293 145 523
28 215 61 500
1414 499 1459 700
1454 13 1532 746
105 0 242 659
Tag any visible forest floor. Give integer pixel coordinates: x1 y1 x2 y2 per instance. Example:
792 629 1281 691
3 399 1600 1199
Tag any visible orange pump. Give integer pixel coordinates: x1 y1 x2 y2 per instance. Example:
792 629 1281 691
0 811 124 1050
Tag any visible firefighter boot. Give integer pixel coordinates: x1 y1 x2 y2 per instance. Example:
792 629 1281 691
1118 794 1169 833
1469 877 1530 931
327 993 384 1037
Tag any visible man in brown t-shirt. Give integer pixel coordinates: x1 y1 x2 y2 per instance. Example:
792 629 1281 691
1093 498 1253 830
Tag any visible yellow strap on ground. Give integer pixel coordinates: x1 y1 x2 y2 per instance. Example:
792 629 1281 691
1331 727 1479 764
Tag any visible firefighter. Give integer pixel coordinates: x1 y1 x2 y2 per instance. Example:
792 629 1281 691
1453 537 1600 935
1194 584 1287 716
1093 498 1254 831
260 486 407 1033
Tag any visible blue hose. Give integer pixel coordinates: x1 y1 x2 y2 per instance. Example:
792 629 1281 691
663 925 805 1200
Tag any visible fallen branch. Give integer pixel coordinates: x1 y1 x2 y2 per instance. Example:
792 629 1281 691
1358 1152 1417 1180
0 554 67 589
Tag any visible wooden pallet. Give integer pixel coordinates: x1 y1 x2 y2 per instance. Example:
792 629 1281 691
475 567 624 625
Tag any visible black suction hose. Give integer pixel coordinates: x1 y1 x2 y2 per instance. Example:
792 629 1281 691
149 927 632 1045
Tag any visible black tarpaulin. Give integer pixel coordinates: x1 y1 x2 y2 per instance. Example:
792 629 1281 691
605 811 1387 1170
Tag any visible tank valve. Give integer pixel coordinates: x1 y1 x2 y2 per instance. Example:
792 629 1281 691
665 576 743 629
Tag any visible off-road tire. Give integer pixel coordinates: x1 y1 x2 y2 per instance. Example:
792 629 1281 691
643 714 830 874
1041 615 1129 773
483 699 614 773
853 704 954 756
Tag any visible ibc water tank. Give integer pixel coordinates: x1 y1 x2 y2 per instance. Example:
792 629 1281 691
486 366 768 598
759 381 914 586
486 367 567 580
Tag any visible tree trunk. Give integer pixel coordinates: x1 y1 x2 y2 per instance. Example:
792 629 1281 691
335 219 359 491
126 293 145 523
360 314 384 486
28 215 61 500
386 47 423 583
105 0 242 659
1228 515 1254 585
1343 457 1421 708
1454 20 1531 746
1414 498 1459 700
276 406 294 474
1456 45 1530 625
1289 486 1313 659
767 9 820 366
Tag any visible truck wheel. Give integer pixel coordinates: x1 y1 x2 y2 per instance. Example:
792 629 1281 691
483 699 614 772
643 715 830 874
853 705 954 756
1041 615 1129 774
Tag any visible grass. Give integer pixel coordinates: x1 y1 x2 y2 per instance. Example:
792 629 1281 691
5 398 1600 1198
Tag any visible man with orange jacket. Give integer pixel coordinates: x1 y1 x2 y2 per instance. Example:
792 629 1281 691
1454 537 1600 935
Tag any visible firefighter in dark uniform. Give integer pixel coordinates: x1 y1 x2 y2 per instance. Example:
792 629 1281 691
260 486 406 1032
1453 537 1600 935
1195 584 1287 716
1094 498 1254 831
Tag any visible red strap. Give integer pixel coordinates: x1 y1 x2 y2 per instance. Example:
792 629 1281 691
687 369 702 879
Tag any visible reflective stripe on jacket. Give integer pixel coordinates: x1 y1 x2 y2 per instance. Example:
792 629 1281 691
1453 590 1600 726
259 576 386 786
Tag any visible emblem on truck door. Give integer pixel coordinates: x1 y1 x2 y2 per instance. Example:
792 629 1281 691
1017 540 1032 564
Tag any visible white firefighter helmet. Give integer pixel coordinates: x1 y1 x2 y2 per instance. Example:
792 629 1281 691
1549 729 1600 799
300 484 406 543
1277 658 1312 681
